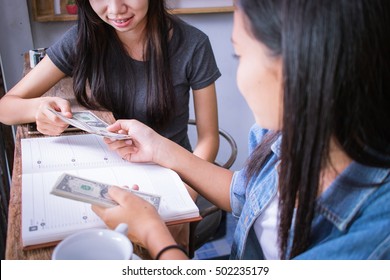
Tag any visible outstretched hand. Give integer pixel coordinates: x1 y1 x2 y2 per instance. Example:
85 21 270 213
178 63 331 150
104 119 164 164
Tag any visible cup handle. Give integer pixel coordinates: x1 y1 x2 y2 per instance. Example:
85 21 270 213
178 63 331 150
114 223 128 236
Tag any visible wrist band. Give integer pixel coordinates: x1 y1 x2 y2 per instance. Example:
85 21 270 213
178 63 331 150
155 244 188 260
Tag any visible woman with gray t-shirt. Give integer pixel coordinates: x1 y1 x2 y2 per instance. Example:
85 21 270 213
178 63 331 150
0 0 222 251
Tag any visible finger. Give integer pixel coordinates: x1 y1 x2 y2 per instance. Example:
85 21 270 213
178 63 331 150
108 186 148 207
36 119 68 135
91 204 105 217
108 186 134 204
103 137 118 145
106 140 130 151
107 119 140 134
54 99 72 118
43 107 69 126
103 137 111 144
116 147 139 160
106 122 122 132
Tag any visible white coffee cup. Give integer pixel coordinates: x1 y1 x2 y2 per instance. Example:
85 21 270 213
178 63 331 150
52 223 136 260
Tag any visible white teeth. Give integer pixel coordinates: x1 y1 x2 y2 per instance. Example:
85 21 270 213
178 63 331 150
114 19 126 23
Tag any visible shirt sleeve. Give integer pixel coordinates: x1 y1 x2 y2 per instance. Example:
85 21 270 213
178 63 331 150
230 170 247 218
187 36 221 90
46 25 78 77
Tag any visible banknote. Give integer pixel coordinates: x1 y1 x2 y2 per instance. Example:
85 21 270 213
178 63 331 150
51 173 161 209
48 109 132 140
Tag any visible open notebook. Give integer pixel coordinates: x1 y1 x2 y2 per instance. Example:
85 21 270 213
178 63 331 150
21 134 200 249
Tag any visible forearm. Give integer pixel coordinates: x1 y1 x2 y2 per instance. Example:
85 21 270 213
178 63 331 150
0 56 66 125
0 95 42 125
155 138 233 211
188 136 219 200
192 135 219 163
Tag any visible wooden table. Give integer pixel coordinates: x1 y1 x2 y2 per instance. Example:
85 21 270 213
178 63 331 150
4 55 116 259
4 70 118 259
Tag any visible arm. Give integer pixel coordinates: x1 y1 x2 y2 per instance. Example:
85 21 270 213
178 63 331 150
192 83 219 163
185 83 219 199
100 121 233 258
0 55 72 135
105 120 233 212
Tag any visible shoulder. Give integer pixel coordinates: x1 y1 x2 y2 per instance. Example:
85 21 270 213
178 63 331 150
355 179 390 259
65 24 78 35
363 172 390 213
172 19 209 44
46 24 78 76
48 25 78 53
58 25 78 43
319 164 390 225
174 18 207 36
310 166 390 259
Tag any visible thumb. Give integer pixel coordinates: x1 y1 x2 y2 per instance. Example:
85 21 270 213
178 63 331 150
107 121 123 133
55 99 72 118
108 186 135 205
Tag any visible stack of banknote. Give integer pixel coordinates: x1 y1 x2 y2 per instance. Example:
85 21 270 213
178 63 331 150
51 173 161 209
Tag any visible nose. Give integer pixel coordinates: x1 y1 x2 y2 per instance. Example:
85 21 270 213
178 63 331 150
107 0 126 14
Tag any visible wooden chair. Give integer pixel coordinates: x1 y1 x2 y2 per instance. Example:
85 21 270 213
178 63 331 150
187 119 238 258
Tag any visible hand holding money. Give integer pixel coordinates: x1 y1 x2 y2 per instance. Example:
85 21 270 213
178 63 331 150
48 108 132 140
51 173 161 210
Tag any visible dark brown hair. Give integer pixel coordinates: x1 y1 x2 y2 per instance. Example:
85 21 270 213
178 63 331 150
239 0 390 259
73 0 178 129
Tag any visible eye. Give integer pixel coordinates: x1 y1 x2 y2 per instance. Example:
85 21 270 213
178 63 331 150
232 53 240 59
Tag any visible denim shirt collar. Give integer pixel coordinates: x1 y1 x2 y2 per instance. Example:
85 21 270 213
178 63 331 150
316 162 390 231
272 133 389 232
271 134 282 158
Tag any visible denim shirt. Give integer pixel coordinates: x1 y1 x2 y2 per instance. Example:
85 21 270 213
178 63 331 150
230 124 390 260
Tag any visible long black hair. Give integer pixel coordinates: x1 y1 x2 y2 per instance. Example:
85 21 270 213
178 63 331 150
240 0 390 259
73 0 177 130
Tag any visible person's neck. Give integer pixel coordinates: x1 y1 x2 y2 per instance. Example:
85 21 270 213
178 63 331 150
117 25 147 61
319 138 352 194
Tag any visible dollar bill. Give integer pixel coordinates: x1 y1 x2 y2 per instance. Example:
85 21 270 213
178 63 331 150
48 109 132 140
51 173 161 209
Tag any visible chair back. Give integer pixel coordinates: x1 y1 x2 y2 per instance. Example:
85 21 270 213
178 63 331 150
187 119 237 169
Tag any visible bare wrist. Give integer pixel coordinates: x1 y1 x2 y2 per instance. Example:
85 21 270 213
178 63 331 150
143 220 186 259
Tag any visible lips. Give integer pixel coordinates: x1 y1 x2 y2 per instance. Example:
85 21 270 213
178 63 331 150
109 15 134 28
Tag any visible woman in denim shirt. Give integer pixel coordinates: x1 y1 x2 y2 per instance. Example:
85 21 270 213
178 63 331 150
93 0 390 260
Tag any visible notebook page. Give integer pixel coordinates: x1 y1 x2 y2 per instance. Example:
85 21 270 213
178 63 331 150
22 170 105 247
21 134 199 247
21 134 125 174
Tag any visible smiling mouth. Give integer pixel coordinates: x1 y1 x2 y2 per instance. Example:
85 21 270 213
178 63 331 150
113 19 129 24
110 15 134 25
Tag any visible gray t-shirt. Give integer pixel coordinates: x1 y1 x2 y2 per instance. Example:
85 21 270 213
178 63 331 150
46 20 221 150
